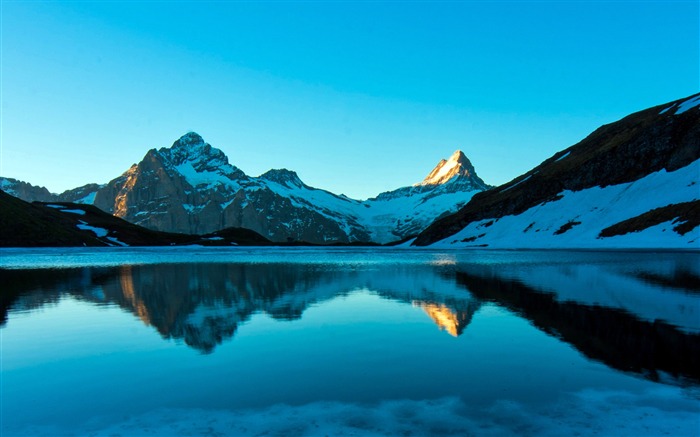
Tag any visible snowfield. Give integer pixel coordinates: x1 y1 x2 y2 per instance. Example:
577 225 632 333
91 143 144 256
431 159 700 249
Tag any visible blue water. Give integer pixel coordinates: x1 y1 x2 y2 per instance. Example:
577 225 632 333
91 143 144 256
1 248 699 436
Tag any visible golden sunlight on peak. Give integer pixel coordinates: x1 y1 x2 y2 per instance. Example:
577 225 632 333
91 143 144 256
415 302 463 337
119 265 151 326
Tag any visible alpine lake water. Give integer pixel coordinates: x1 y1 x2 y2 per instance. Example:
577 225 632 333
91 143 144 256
1 247 699 436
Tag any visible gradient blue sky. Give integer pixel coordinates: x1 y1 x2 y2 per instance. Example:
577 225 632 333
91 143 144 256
1 1 698 199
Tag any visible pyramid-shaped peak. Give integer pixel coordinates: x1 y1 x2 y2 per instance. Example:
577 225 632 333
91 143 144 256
419 149 478 186
449 150 469 164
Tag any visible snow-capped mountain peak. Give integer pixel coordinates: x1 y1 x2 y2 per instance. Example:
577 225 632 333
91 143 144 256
415 150 490 193
419 150 476 185
154 132 247 190
162 132 230 168
260 169 305 188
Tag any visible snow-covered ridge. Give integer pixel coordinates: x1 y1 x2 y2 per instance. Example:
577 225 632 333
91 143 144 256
158 132 246 191
433 159 700 249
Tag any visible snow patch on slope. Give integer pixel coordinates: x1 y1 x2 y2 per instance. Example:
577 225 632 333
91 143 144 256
554 151 571 162
76 222 109 238
659 94 700 116
363 189 478 243
675 95 700 115
76 191 97 204
174 161 241 191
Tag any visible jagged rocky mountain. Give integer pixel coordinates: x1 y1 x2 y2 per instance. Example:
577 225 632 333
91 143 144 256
414 93 700 249
0 177 103 204
2 134 489 244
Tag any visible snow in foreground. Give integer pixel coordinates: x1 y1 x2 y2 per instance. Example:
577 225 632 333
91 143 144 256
14 386 699 436
433 159 699 249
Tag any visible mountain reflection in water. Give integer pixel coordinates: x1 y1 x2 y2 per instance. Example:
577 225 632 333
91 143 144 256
2 253 699 386
1 263 481 353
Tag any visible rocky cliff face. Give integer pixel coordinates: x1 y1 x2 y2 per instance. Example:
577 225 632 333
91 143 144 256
0 177 103 204
0 178 55 202
92 133 248 235
414 93 700 248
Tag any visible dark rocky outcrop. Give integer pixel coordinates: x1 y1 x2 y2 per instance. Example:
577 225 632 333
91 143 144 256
0 190 270 247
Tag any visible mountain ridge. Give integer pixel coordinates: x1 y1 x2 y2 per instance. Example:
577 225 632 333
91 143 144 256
2 141 488 244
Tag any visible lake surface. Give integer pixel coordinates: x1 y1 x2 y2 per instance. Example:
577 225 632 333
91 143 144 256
1 247 699 436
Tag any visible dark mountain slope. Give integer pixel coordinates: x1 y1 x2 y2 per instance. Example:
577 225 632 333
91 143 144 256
0 190 103 247
0 191 270 247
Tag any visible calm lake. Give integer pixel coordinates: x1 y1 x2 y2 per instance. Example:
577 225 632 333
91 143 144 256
1 247 699 436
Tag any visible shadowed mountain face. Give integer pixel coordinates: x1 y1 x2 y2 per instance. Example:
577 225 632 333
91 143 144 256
2 254 699 385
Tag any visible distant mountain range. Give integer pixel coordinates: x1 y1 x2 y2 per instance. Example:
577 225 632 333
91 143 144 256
1 93 698 248
1 135 489 244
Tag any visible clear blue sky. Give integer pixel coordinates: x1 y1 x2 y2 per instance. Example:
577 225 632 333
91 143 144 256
1 1 698 199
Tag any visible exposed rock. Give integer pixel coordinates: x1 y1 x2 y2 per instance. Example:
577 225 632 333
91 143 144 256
0 177 54 202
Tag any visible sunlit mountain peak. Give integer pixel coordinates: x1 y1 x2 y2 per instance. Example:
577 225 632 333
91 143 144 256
416 302 466 337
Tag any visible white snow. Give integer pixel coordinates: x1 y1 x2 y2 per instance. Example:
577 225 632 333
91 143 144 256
434 159 700 249
554 151 571 162
76 221 109 238
181 203 201 213
59 209 86 215
500 174 532 193
418 151 468 186
174 162 241 191
660 95 700 116
106 236 128 247
75 191 97 204
675 94 700 115
363 189 478 243
44 204 87 215
260 174 481 244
